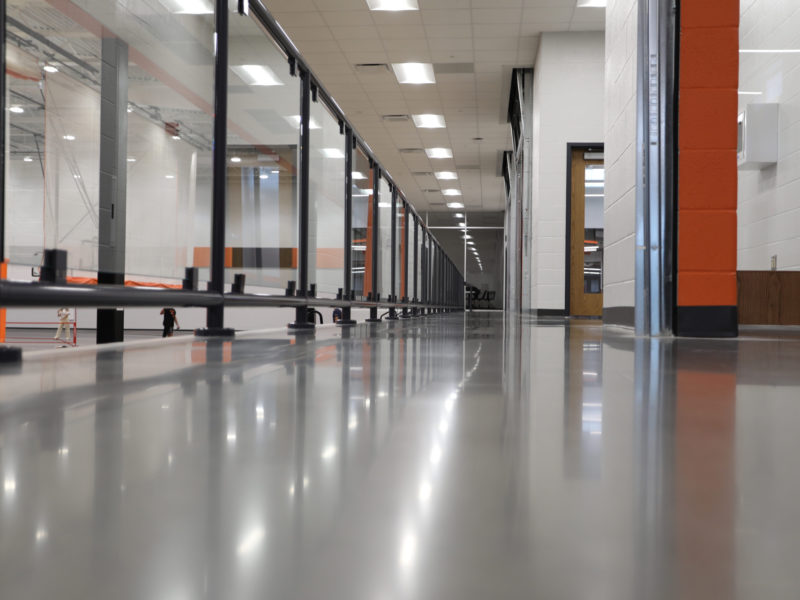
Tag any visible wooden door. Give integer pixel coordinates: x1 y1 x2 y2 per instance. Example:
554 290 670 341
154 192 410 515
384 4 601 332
569 148 604 317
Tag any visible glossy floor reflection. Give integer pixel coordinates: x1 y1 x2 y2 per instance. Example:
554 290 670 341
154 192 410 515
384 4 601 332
2 313 800 599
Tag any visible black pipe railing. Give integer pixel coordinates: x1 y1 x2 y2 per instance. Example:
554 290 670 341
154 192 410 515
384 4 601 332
0 0 465 347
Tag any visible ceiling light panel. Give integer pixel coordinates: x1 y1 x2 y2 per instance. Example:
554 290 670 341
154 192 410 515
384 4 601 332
442 189 462 196
576 0 607 6
392 63 436 85
366 0 419 10
231 65 284 86
426 148 453 159
412 114 446 128
435 171 458 180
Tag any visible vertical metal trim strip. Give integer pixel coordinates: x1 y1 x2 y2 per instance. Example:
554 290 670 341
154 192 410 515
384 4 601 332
344 127 353 297
207 0 230 329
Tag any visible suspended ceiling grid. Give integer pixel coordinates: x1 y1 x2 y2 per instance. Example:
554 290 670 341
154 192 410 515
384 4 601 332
262 0 605 213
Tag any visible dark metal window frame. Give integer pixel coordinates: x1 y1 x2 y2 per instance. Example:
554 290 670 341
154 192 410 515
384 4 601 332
0 0 462 331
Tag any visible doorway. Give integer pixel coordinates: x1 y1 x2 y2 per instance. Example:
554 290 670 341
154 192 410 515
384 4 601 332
568 146 604 317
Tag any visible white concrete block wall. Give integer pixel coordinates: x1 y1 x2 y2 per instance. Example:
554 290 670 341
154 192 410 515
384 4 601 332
529 32 605 311
603 0 638 310
738 0 800 271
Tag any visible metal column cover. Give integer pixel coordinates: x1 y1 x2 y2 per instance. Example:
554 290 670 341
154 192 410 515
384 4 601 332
97 37 129 344
206 0 230 331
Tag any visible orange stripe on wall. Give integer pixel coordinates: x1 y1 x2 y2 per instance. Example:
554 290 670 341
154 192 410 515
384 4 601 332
677 0 739 307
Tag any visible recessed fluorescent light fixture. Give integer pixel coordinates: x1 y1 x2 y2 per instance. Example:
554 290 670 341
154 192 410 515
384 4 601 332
9 106 24 114
435 171 458 180
378 202 392 208
454 213 464 218
259 174 269 180
321 148 345 159
23 156 33 162
285 115 321 129
160 0 214 13
442 189 461 196
412 114 446 128
230 156 242 163
62 135 76 141
352 171 367 180
577 0 606 6
392 63 436 85
366 0 418 10
447 202 464 209
126 157 136 162
165 174 175 179
738 91 763 95
426 147 452 159
43 65 58 73
231 64 284 86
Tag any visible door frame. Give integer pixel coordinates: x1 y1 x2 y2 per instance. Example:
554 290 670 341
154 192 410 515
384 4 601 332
565 142 605 316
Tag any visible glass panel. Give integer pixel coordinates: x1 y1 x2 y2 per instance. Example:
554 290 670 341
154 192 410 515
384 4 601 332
377 177 392 301
309 101 345 298
225 13 299 292
583 164 604 294
351 148 372 299
5 0 214 285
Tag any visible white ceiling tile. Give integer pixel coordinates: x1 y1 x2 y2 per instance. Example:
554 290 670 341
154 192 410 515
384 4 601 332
423 24 473 38
320 11 374 27
420 9 472 25
329 25 380 39
471 8 523 24
265 0 318 11
286 26 335 41
521 6 575 23
474 37 518 51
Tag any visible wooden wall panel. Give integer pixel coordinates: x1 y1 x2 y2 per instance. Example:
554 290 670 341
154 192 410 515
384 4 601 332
737 271 800 325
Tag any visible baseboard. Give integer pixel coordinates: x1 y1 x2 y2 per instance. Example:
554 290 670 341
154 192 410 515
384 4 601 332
675 306 738 338
535 309 567 317
603 306 635 328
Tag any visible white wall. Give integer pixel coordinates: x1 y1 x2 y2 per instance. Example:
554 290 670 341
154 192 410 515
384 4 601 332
738 0 800 270
603 0 638 311
529 32 605 311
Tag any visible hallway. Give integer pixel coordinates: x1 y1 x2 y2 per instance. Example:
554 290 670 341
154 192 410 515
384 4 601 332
1 314 800 599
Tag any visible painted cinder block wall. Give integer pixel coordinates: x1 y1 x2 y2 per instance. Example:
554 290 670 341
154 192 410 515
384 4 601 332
675 0 740 336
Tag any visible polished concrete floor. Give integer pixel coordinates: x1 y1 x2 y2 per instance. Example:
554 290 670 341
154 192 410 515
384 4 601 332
1 312 800 599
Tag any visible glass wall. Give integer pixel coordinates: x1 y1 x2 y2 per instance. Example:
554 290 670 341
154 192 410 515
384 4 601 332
225 12 299 292
377 177 392 301
309 100 345 298
1 2 463 316
4 0 214 284
351 148 372 299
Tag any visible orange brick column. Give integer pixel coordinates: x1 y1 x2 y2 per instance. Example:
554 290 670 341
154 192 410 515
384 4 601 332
675 0 740 337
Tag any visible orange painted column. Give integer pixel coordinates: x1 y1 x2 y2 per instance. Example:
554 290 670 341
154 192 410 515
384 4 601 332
676 0 740 337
